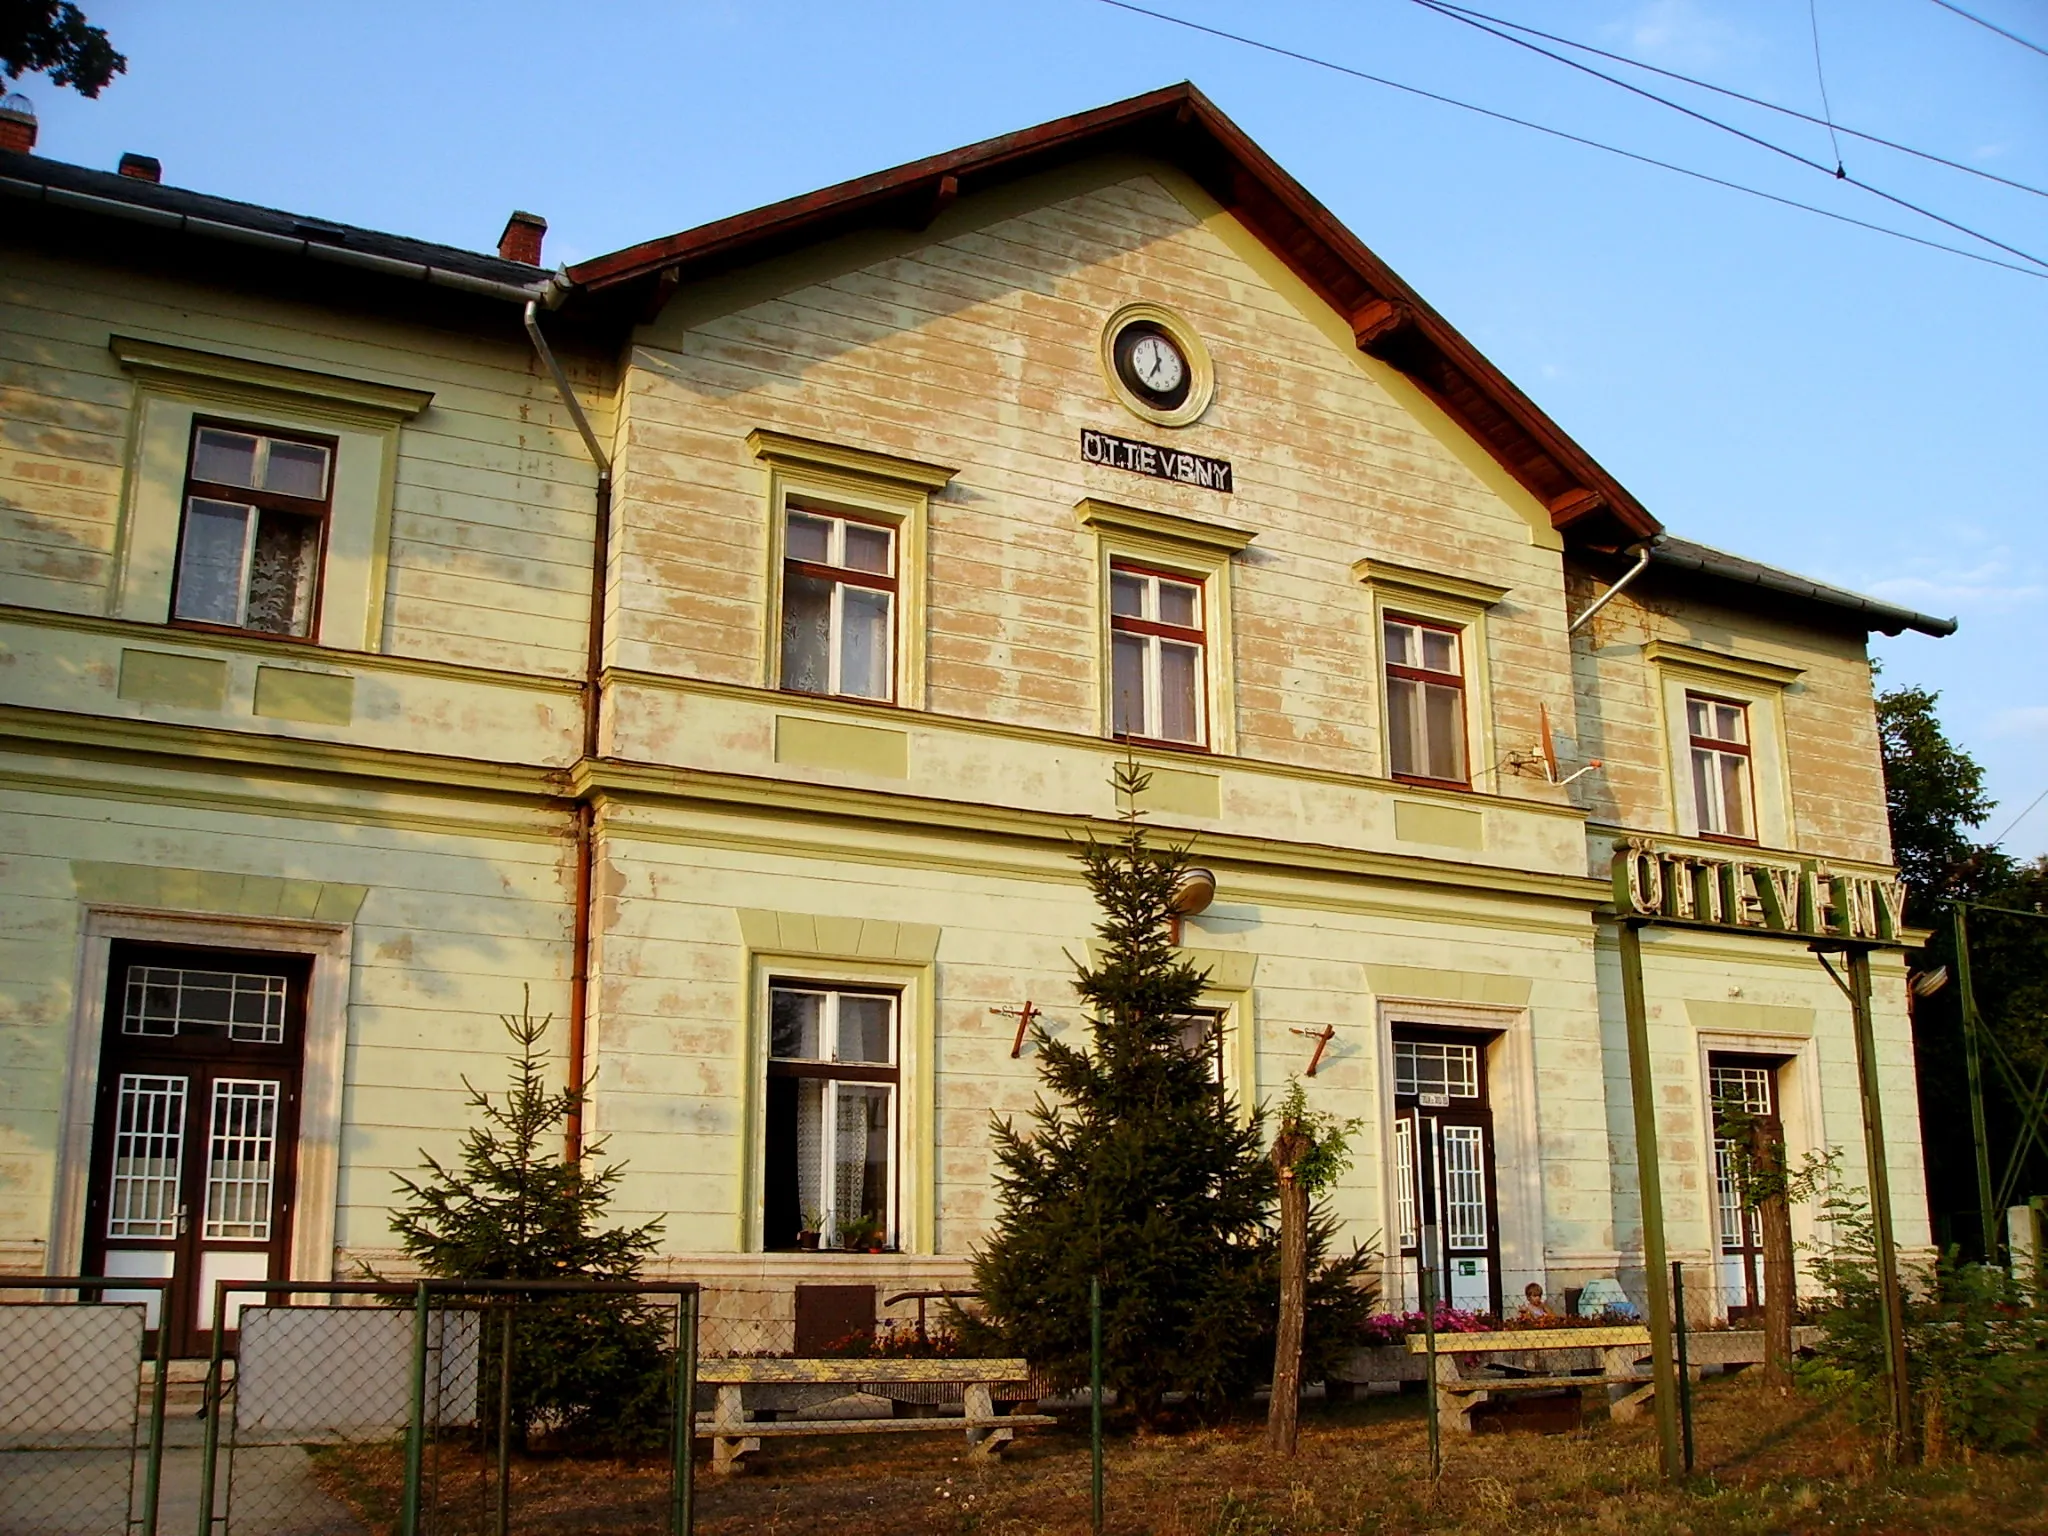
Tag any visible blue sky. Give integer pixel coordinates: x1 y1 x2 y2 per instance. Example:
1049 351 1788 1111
18 0 2045 855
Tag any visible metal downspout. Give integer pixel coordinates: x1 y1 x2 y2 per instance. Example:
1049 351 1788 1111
524 300 612 1160
1568 542 1654 634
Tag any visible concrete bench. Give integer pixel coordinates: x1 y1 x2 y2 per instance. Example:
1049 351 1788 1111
1407 1327 1658 1434
695 1358 1054 1473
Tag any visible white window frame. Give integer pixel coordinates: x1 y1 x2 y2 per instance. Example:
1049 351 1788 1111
776 507 900 703
765 983 901 1251
109 336 430 653
1644 642 1801 849
1077 499 1253 756
1353 560 1506 791
1110 563 1208 747
752 431 952 711
1685 693 1757 843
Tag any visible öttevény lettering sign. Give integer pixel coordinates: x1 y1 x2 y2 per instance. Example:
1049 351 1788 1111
1611 840 1909 945
1080 429 1232 493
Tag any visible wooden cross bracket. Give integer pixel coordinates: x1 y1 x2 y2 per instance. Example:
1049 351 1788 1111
990 1001 1042 1059
1290 1024 1337 1077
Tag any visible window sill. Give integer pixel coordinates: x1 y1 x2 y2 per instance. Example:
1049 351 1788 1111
169 618 318 646
1695 832 1761 848
1112 732 1211 756
1392 773 1472 793
779 685 900 709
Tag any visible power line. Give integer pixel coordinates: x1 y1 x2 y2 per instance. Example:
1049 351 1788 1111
1807 0 1846 175
1086 0 2048 280
1408 0 2048 271
1419 0 2048 201
1926 0 2048 60
1990 785 2048 850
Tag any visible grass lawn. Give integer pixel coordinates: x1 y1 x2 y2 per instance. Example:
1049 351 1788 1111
317 1372 2047 1534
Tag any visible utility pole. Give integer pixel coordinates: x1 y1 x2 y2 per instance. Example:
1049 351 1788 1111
1617 920 1683 1479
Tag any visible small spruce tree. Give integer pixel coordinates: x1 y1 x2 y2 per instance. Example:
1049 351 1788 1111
969 763 1278 1423
391 992 668 1447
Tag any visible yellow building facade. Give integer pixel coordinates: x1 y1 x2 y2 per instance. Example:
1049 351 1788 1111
0 86 1950 1353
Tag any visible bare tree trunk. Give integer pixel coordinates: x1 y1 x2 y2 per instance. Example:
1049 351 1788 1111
1751 1118 1795 1391
1268 1132 1309 1455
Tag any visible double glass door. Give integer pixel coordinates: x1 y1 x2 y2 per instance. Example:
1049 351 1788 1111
83 943 308 1357
1392 1029 1502 1316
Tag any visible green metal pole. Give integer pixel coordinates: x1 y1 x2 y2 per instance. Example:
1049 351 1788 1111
672 1291 697 1536
400 1281 431 1536
1671 1260 1693 1476
1090 1276 1103 1535
1618 920 1684 1480
140 1280 169 1536
494 1306 514 1536
194 1284 229 1536
1952 906 2001 1264
1422 1253 1439 1481
1846 947 1913 1456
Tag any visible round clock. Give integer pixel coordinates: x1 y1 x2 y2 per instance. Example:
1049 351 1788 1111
1114 322 1191 410
1100 304 1214 427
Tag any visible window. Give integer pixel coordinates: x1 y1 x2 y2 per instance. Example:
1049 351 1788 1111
763 984 899 1251
1383 616 1467 786
1173 1007 1228 1085
1111 563 1206 746
779 506 897 702
1687 694 1755 842
1393 1038 1481 1104
171 422 335 638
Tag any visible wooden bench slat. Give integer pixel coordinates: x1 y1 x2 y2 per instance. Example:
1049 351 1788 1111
698 1416 1058 1438
1438 1375 1640 1392
1406 1327 1649 1354
698 1358 1029 1384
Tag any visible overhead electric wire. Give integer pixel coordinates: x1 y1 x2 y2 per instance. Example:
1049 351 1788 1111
1418 0 2048 200
1989 785 2048 851
1089 0 2048 280
1926 0 2048 60
1408 0 2048 271
1807 0 1847 174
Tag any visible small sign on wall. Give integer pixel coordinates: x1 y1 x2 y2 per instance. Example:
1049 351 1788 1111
1080 428 1233 493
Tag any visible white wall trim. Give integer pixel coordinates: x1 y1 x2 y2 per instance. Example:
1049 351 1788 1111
52 907 353 1286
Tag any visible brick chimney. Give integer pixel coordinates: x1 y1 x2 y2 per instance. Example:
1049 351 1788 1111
498 210 546 266
0 96 36 155
118 153 162 182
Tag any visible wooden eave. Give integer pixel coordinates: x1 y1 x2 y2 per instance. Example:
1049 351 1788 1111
565 83 1660 547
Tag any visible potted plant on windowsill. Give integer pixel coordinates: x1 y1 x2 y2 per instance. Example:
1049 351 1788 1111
835 1212 886 1254
797 1209 825 1251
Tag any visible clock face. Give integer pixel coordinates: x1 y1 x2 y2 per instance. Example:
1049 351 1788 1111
1114 322 1192 409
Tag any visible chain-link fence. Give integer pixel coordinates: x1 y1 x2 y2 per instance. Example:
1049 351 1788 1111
192 1280 698 1536
0 1275 170 1536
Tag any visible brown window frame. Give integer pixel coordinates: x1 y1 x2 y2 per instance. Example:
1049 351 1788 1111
778 504 901 705
1382 613 1471 790
763 980 902 1253
1109 559 1209 751
1686 691 1758 846
169 417 338 644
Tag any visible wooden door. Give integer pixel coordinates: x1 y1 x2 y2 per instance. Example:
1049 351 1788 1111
1392 1028 1503 1317
83 943 308 1357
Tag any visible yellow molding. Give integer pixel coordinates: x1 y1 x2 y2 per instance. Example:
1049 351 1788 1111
1640 640 1805 688
73 861 370 923
0 704 567 802
746 428 957 490
0 604 587 694
1075 497 1255 555
583 758 1609 906
735 909 941 964
118 649 227 710
0 766 571 843
1351 558 1510 609
1684 999 1815 1037
110 334 435 420
1365 964 1532 1008
600 668 1587 825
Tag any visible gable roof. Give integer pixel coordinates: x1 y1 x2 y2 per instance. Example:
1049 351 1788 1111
566 82 1661 549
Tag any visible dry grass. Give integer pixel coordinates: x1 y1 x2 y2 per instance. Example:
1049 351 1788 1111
318 1373 2048 1534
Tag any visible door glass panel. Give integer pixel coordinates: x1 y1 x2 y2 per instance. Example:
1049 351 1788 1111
124 967 288 1042
107 1074 187 1238
1394 1117 1416 1250
204 1079 281 1240
1394 1040 1479 1100
1441 1125 1488 1249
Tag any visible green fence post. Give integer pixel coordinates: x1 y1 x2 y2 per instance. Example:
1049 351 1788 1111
1422 1260 1440 1482
672 1290 697 1536
140 1281 169 1536
1090 1276 1103 1534
1672 1260 1693 1474
195 1284 230 1536
400 1281 430 1536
